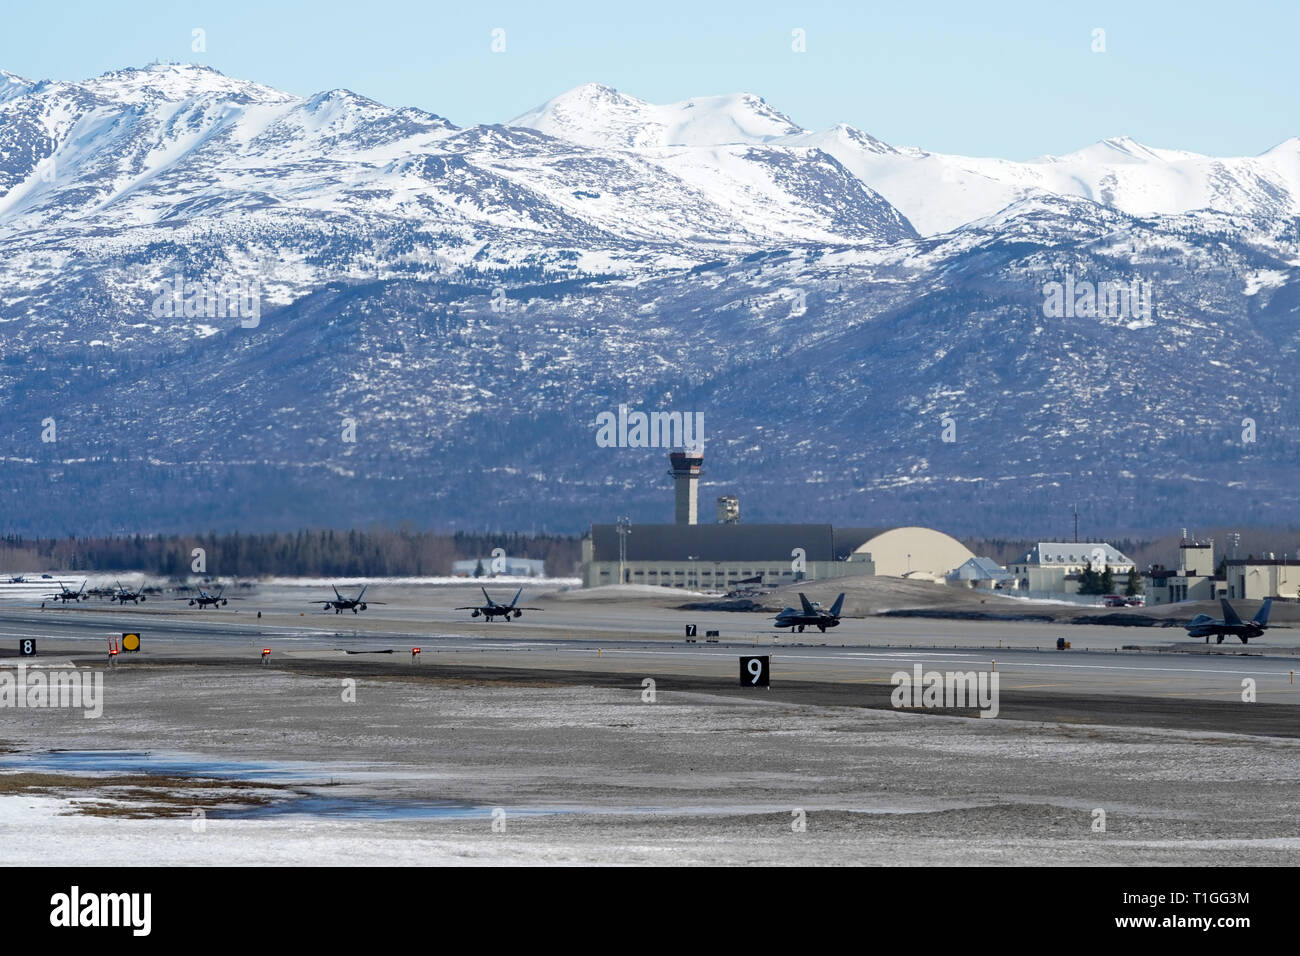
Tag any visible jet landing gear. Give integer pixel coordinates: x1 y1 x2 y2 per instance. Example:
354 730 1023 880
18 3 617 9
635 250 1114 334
797 625 805 633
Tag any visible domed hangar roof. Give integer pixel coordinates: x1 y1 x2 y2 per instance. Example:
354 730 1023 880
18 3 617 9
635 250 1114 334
852 526 975 578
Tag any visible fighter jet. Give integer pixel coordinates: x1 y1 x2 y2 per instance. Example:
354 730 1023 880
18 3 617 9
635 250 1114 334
180 586 232 609
111 580 147 605
455 587 542 622
774 592 845 633
45 580 87 603
315 585 386 614
1185 598 1272 644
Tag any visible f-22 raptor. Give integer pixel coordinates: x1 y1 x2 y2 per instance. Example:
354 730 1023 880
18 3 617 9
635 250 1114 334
315 585 386 614
1186 598 1272 644
45 580 87 603
456 587 542 622
112 580 148 604
774 592 845 633
178 586 234 609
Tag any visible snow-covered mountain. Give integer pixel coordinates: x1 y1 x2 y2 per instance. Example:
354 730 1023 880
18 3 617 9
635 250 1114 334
1 63 1298 536
511 83 804 148
511 87 1300 236
819 134 1300 235
0 69 31 105
0 63 913 261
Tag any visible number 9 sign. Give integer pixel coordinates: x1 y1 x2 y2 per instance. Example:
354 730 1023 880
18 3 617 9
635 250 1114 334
739 655 770 688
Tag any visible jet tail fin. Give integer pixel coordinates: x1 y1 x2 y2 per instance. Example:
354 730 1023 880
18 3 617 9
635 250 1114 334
829 593 845 617
481 586 493 604
1221 598 1244 627
798 592 815 614
510 587 523 608
1253 598 1272 627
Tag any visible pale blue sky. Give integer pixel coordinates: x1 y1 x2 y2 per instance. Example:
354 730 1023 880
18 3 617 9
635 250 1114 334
0 0 1294 159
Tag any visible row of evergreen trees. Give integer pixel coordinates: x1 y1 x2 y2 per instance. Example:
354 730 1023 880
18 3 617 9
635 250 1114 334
0 529 581 578
1075 561 1143 596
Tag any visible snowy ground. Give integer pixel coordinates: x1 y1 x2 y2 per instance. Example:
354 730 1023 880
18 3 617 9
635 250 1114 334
3 667 1299 865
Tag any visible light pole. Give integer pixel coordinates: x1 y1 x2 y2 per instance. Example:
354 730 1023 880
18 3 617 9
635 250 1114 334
616 515 631 585
687 555 698 591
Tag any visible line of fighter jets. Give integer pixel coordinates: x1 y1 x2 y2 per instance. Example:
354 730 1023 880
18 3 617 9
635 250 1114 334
199 584 541 620
317 584 540 619
43 580 152 605
772 591 1275 644
32 577 1277 643
39 581 542 619
39 580 237 608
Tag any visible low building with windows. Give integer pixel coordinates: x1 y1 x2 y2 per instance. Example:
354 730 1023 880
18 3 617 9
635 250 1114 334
582 523 876 589
1143 538 1223 605
1008 541 1136 596
1225 558 1300 600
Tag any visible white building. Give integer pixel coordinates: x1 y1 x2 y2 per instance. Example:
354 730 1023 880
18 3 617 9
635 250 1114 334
947 556 1013 590
1008 541 1135 594
452 557 547 577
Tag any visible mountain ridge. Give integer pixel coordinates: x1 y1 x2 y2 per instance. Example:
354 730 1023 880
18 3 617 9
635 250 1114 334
0 63 1297 537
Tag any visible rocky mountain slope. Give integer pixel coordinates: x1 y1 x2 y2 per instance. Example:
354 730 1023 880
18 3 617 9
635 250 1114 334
1 63 1296 537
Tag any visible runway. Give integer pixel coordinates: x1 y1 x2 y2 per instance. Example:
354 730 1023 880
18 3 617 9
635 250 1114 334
5 585 1298 736
5 584 1300 866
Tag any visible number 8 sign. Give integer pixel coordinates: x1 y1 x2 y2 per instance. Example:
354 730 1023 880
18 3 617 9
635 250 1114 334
19 639 36 657
739 655 769 687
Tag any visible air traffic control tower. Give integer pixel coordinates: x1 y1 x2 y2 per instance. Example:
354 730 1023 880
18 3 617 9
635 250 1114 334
667 450 703 525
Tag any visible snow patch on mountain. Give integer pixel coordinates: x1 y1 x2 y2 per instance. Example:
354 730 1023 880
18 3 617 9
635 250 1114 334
511 83 803 149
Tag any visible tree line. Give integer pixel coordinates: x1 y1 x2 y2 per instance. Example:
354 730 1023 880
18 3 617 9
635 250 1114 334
0 529 581 579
